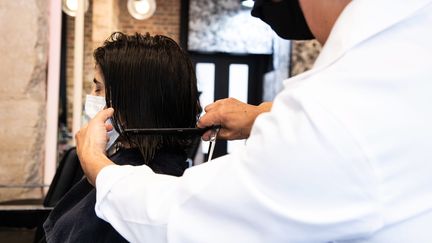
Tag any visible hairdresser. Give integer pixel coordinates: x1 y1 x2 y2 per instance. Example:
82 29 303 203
76 0 432 242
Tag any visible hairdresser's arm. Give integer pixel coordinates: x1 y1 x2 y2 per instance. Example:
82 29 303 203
198 98 272 141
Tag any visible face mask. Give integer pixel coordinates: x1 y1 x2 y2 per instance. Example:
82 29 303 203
251 0 314 40
83 95 120 151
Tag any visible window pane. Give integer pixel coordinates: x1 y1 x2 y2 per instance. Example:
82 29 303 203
196 63 215 153
228 64 249 153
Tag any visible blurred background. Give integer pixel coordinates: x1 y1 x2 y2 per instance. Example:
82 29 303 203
0 0 320 241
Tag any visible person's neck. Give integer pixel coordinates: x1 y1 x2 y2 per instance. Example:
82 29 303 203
299 0 352 45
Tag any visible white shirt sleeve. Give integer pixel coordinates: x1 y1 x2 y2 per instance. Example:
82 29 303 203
95 89 383 243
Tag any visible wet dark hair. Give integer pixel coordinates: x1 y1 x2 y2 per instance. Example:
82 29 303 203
94 32 201 164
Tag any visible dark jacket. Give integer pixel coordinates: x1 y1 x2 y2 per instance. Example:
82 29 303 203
42 147 188 243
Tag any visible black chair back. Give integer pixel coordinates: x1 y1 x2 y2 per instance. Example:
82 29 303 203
43 147 83 207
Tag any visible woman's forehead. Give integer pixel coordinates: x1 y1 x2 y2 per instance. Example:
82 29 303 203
94 66 105 84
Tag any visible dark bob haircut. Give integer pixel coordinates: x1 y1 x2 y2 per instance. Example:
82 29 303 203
93 32 201 164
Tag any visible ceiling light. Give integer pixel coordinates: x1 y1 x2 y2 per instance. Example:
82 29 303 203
127 0 157 20
62 0 89 17
241 0 255 8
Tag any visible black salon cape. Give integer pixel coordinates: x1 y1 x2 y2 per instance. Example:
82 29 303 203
42 147 188 243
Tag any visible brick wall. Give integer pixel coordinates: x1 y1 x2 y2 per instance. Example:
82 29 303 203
117 0 181 42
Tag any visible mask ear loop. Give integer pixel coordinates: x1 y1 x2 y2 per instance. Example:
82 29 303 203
105 94 123 154
207 126 220 162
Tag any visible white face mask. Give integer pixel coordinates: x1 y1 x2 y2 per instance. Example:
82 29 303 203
83 95 120 151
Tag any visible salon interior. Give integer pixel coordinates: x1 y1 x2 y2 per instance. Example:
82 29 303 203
0 0 320 242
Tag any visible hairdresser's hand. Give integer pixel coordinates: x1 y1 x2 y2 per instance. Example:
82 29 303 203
76 108 115 186
198 98 272 141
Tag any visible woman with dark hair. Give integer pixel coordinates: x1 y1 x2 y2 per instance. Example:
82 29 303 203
41 32 201 243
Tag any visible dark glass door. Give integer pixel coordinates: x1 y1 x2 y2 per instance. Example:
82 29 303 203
190 51 272 159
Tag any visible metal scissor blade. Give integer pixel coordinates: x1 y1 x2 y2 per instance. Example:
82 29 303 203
206 126 221 162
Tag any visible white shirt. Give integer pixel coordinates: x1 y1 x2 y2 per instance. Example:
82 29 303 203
94 0 432 242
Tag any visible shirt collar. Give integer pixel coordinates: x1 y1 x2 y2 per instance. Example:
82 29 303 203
314 0 432 69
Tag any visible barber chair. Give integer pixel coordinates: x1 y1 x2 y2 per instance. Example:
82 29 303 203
0 147 83 243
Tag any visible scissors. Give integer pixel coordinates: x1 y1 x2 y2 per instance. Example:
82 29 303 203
206 125 221 162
